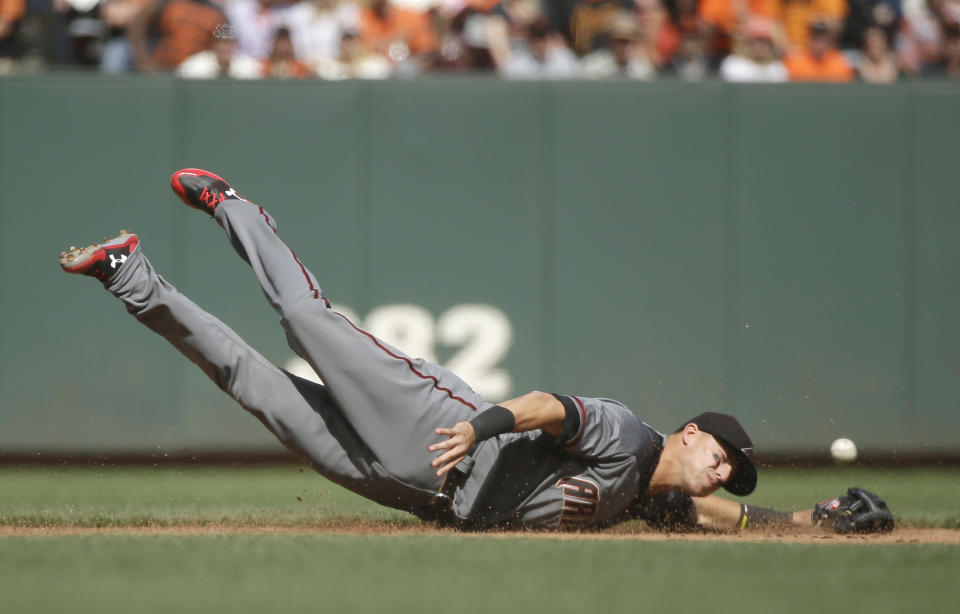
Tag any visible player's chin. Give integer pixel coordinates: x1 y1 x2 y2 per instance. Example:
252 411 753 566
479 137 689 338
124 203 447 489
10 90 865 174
690 479 721 497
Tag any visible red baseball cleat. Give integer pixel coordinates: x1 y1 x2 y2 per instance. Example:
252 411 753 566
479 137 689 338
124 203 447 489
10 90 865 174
60 231 139 282
170 168 243 216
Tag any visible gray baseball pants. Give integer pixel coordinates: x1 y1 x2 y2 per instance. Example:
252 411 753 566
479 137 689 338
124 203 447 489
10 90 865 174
106 198 488 513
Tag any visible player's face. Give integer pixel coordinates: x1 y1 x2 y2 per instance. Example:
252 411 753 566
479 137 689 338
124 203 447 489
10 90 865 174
683 430 735 496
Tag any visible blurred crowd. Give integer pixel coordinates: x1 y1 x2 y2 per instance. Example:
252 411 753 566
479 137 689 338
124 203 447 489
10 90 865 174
1 0 958 81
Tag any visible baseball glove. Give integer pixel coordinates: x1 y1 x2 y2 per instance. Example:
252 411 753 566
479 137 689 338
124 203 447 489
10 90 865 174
812 487 895 533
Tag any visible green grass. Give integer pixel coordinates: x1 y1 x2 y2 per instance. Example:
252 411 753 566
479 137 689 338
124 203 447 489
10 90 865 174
0 465 409 527
2 534 959 614
0 465 956 528
1 466 957 614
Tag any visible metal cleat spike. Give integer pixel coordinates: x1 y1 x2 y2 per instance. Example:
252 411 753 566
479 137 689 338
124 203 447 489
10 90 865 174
70 246 77 251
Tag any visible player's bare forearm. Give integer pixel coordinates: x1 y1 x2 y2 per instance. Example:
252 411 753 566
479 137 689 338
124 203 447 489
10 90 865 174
691 495 743 530
691 495 812 530
499 391 566 437
428 391 565 476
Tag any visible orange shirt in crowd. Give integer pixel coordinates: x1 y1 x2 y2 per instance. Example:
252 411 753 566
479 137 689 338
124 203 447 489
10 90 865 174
0 0 25 24
784 47 854 81
699 0 781 54
465 0 500 12
781 0 847 48
699 0 782 34
359 5 437 57
153 0 226 69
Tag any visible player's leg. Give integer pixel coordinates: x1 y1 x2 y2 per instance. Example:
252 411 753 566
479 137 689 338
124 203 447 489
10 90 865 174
170 169 487 490
59 232 437 512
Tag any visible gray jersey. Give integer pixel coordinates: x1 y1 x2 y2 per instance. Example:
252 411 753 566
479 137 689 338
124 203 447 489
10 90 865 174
453 396 665 530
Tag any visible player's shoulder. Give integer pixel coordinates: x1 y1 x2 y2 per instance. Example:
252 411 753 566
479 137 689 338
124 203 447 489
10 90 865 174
571 396 661 443
573 395 642 420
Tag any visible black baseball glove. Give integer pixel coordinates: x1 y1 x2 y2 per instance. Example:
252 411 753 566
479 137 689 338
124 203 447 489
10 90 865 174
812 487 895 533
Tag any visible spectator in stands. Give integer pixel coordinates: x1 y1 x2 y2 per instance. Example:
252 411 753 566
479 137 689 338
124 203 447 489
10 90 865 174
128 0 227 71
582 10 657 78
261 25 312 77
841 0 903 51
225 0 302 62
499 15 580 78
663 0 705 37
780 0 847 49
445 0 557 73
100 0 151 72
545 0 636 57
284 0 360 70
634 0 678 69
698 0 782 65
720 16 788 80
665 28 711 78
857 23 900 80
176 28 262 78
900 0 960 75
52 0 106 67
358 0 437 69
945 20 960 76
426 5 473 71
476 0 541 70
431 1 499 72
0 0 24 69
783 17 855 80
925 19 960 76
315 29 392 78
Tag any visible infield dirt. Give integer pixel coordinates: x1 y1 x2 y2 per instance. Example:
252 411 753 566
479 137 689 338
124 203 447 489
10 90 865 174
1 523 956 544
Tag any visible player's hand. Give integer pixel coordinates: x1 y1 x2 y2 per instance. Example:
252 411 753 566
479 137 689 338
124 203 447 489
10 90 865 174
428 421 476 477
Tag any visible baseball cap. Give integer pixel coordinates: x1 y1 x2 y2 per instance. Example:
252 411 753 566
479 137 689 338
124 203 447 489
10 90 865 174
678 412 757 496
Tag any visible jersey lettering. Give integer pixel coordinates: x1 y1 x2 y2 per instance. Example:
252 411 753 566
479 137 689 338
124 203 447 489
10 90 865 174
556 477 600 527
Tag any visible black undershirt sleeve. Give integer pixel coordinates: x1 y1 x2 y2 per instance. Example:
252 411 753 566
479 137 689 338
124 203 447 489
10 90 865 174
551 394 581 443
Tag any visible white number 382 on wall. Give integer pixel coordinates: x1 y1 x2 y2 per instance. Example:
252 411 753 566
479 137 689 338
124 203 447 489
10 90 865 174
284 303 514 400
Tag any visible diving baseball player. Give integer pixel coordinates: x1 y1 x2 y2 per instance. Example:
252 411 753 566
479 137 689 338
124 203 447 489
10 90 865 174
59 169 894 534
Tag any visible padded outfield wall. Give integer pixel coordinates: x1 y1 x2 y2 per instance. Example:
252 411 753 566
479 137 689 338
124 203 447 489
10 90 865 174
0 76 957 454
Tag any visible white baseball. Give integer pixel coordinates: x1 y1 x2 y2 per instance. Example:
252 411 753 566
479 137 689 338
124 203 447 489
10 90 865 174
830 438 858 462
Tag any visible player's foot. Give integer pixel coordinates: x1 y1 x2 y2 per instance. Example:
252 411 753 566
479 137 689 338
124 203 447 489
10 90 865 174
170 168 243 216
60 231 139 282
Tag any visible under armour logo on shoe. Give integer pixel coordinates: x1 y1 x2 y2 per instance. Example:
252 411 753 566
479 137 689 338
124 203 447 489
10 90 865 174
109 253 127 269
225 188 239 198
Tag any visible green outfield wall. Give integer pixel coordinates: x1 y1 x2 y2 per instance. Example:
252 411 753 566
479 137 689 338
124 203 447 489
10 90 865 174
0 76 957 454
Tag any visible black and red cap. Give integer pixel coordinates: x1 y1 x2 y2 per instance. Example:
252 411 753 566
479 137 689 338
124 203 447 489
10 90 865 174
679 412 757 496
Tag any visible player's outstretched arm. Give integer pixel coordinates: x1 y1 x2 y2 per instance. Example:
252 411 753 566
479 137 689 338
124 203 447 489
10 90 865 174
692 488 897 534
647 489 894 534
428 391 567 476
640 491 810 532
691 495 811 531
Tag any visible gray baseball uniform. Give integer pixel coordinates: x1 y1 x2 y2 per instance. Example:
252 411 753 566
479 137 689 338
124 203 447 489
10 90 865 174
105 197 666 530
